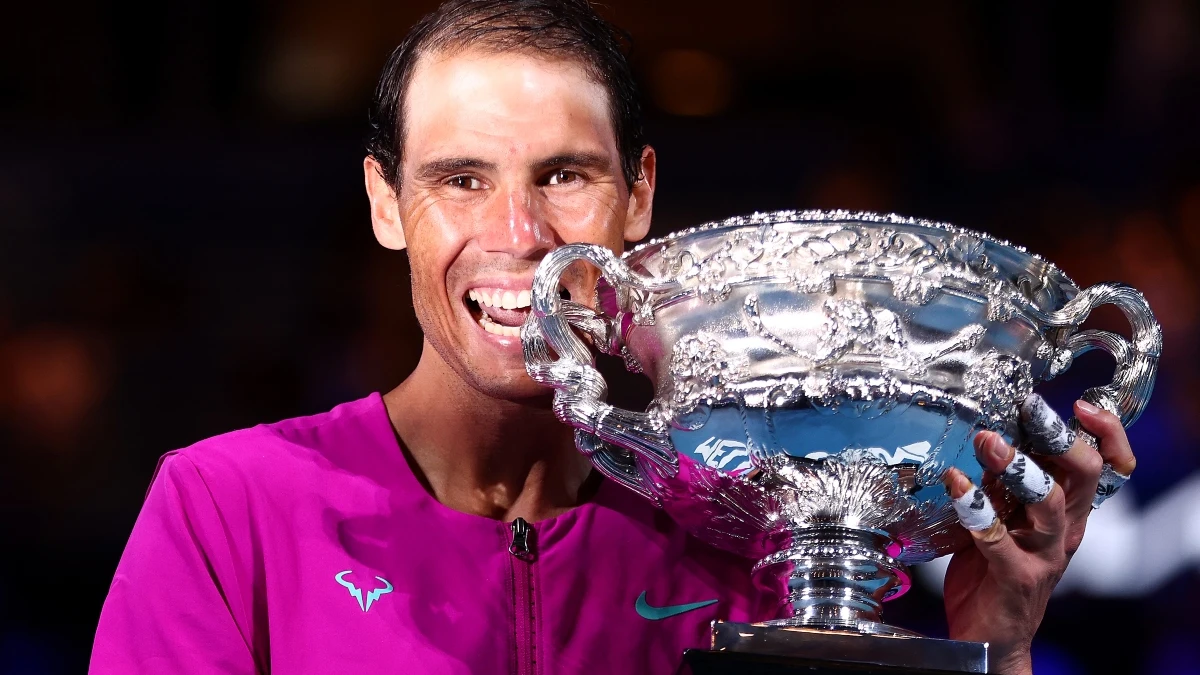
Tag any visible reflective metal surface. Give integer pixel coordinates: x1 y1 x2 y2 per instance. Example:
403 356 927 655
523 210 1161 639
706 621 988 673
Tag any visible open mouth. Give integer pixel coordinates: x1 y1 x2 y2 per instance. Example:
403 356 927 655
467 288 530 337
465 286 571 338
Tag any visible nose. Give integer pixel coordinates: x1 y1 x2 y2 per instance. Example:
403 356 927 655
476 184 555 259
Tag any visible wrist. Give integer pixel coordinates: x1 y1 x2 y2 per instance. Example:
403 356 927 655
991 651 1033 675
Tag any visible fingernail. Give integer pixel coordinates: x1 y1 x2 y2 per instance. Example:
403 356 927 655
1076 399 1102 415
944 468 971 499
974 431 1012 466
972 430 993 451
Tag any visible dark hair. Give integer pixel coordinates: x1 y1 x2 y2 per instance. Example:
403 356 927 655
365 0 645 190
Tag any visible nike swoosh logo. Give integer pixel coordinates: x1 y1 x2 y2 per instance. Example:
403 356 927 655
635 591 718 620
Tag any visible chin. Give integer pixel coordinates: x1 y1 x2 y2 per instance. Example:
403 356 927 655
483 381 556 404
463 362 553 403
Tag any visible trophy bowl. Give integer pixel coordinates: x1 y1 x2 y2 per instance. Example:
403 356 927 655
522 210 1160 672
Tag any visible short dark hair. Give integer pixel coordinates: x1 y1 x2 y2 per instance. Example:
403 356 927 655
365 0 645 191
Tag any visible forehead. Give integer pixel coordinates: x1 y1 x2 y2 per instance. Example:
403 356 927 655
402 48 617 162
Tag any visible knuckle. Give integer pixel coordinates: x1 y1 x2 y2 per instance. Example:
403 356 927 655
1122 456 1138 474
1044 484 1068 513
1080 450 1104 479
1097 410 1125 435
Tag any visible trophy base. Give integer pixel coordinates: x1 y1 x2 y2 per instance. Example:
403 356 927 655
678 622 988 674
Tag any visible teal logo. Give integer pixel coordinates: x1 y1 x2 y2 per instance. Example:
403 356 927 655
635 591 718 620
335 570 393 612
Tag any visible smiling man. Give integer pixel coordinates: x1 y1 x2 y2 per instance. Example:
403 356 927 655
91 1 1136 674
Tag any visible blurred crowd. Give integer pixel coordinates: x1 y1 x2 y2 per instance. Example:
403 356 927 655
1 1 1198 673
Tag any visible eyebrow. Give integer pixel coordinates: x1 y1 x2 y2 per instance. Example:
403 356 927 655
414 157 498 181
532 152 613 174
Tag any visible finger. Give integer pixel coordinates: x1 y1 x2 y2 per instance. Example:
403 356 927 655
1075 400 1135 508
974 431 1055 504
1074 400 1136 475
1018 395 1103 521
975 431 1068 546
1092 464 1129 508
1041 430 1103 537
1019 394 1075 455
946 468 1020 562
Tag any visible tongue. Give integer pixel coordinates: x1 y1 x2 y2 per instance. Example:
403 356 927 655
480 304 529 327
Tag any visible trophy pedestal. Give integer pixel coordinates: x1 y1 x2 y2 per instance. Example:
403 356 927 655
678 622 988 674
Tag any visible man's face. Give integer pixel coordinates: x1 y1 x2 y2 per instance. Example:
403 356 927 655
366 49 655 400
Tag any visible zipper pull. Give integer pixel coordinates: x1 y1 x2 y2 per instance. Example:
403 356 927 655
509 517 534 561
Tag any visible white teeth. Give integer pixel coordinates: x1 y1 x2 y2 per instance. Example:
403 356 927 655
477 312 521 337
469 287 533 309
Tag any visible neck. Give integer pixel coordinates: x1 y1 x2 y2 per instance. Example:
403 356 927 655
383 344 595 523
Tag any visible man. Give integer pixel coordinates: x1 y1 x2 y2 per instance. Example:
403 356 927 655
91 1 1137 673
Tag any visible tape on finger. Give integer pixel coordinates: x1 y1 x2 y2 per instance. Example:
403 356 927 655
1019 394 1075 456
1092 463 1130 509
1000 450 1056 504
953 485 998 531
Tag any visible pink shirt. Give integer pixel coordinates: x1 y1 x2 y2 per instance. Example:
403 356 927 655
91 393 765 673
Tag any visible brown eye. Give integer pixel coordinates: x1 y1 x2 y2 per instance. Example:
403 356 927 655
448 176 484 190
547 169 578 185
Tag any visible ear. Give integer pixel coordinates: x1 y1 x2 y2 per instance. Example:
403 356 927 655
622 145 656 242
364 156 406 250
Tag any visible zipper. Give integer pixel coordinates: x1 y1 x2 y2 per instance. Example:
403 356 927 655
509 517 534 561
508 517 537 675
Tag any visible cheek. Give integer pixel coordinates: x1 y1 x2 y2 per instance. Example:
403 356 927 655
402 204 473 308
543 188 627 250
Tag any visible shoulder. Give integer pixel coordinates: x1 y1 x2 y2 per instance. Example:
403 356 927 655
165 393 394 500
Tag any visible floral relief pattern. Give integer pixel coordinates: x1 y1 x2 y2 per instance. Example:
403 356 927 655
964 350 1034 429
650 216 1029 319
667 335 748 417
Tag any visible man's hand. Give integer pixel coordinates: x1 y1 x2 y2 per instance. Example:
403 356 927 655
941 395 1135 675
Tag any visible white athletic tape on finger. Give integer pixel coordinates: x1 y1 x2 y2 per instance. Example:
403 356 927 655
953 486 998 531
1092 463 1130 509
1020 394 1075 455
1001 451 1055 504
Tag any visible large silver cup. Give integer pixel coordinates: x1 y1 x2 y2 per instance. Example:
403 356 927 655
522 211 1160 673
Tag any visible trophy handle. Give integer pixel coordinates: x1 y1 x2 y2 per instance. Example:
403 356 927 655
523 243 683 502
1036 282 1162 427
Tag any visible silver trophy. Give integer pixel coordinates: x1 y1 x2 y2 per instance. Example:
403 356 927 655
522 211 1160 673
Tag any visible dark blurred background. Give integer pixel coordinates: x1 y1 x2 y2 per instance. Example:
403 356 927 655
2 1 1199 673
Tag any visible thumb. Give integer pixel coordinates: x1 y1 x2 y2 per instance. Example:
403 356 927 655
946 468 1022 566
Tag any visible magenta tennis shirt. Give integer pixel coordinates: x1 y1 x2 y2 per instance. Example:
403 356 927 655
90 393 766 673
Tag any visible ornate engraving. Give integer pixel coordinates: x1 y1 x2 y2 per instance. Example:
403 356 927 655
648 214 1031 319
964 350 1034 429
1036 340 1074 379
667 334 748 419
745 295 987 378
767 451 917 530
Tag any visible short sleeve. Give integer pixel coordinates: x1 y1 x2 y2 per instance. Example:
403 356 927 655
90 453 259 674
